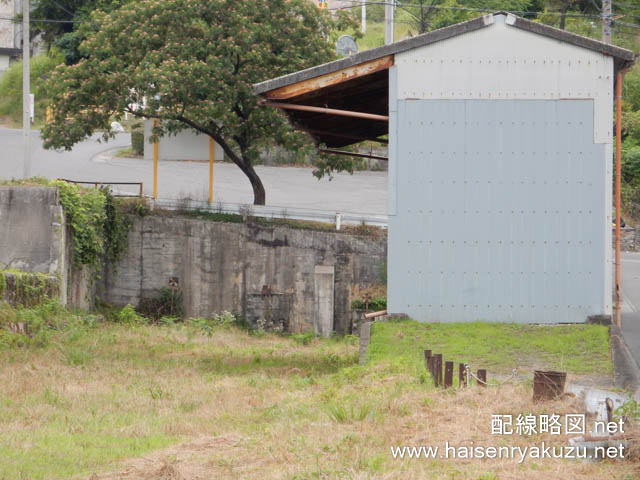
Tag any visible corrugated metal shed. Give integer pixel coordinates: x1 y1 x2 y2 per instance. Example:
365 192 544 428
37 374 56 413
254 11 636 324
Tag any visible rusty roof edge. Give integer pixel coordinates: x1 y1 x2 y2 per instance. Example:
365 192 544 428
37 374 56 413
507 14 635 63
252 14 491 95
253 12 637 96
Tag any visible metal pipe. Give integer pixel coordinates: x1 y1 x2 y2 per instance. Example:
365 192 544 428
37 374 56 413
615 72 624 327
303 128 388 145
364 310 387 320
209 137 214 203
153 119 159 199
319 148 388 161
262 100 389 122
22 0 30 179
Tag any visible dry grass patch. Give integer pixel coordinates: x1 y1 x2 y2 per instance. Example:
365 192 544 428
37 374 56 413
0 309 636 479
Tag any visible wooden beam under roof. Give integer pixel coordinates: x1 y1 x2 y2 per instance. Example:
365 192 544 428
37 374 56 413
265 55 394 100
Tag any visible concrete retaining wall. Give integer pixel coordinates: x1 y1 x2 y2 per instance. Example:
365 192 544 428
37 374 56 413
0 185 94 308
0 186 64 275
101 215 387 334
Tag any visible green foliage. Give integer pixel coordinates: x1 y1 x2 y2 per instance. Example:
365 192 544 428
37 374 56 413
40 0 360 205
102 189 131 266
378 261 387 284
55 181 130 276
31 0 127 65
325 401 375 423
137 287 183 321
615 397 640 422
367 319 612 375
351 297 387 311
0 52 64 125
0 300 90 349
117 197 150 217
131 131 144 155
0 271 59 308
621 142 640 185
116 304 144 324
292 332 316 346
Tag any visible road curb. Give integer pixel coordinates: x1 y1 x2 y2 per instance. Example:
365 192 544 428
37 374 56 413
610 324 640 399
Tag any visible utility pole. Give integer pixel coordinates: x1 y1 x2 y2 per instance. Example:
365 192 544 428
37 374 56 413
385 0 394 45
22 0 31 178
361 1 366 34
602 0 612 43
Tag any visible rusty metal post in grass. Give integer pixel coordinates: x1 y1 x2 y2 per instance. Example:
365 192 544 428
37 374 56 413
424 349 432 371
428 355 434 380
444 361 453 388
434 354 443 387
477 369 487 387
459 363 466 387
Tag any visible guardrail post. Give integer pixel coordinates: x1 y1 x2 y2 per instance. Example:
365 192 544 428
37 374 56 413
444 361 453 388
477 369 487 387
459 363 466 387
434 353 442 387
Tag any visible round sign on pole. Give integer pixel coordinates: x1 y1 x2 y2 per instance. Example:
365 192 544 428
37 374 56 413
336 35 358 57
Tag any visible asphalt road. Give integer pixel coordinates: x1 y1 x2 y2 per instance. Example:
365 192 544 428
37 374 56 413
621 252 640 367
0 128 387 214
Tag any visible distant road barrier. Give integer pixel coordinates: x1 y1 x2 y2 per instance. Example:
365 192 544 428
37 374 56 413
57 179 143 198
152 197 388 229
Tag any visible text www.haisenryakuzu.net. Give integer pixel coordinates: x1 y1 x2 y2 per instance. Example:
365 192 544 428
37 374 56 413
390 442 625 463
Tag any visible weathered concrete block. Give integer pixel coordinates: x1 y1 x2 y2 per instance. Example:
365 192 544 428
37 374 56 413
0 186 64 275
102 215 387 334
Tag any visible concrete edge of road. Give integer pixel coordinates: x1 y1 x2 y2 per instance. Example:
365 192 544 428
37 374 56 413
610 324 640 400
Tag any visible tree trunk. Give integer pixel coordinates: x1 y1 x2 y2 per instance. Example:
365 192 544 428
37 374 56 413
242 161 266 205
172 116 268 205
559 8 568 30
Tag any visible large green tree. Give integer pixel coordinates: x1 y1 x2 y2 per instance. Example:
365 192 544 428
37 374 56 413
30 0 126 64
41 0 349 205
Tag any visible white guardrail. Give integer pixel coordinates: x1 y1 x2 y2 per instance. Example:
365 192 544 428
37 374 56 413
151 197 389 229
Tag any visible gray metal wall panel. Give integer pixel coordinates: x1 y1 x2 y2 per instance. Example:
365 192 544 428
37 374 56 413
388 99 606 323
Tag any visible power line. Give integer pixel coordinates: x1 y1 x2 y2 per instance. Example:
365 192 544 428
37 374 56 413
330 1 604 18
0 16 80 24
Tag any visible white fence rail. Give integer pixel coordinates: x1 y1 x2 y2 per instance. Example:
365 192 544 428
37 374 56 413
151 197 388 229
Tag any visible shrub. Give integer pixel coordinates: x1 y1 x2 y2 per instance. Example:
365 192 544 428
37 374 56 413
131 131 144 155
137 287 182 321
117 304 144 324
0 53 63 125
292 332 315 346
351 296 387 311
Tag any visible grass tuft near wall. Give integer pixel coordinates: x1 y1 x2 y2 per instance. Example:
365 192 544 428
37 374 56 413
367 319 612 376
0 271 59 307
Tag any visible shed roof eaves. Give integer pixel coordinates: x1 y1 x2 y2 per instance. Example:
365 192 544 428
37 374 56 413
253 12 636 96
253 14 492 95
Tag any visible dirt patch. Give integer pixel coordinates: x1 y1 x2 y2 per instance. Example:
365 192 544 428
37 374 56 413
87 436 243 480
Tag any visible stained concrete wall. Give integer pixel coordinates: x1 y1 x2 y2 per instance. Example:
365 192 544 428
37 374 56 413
101 215 387 334
0 185 94 308
0 186 64 275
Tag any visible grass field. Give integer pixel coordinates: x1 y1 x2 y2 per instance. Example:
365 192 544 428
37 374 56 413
368 320 613 378
0 303 635 479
